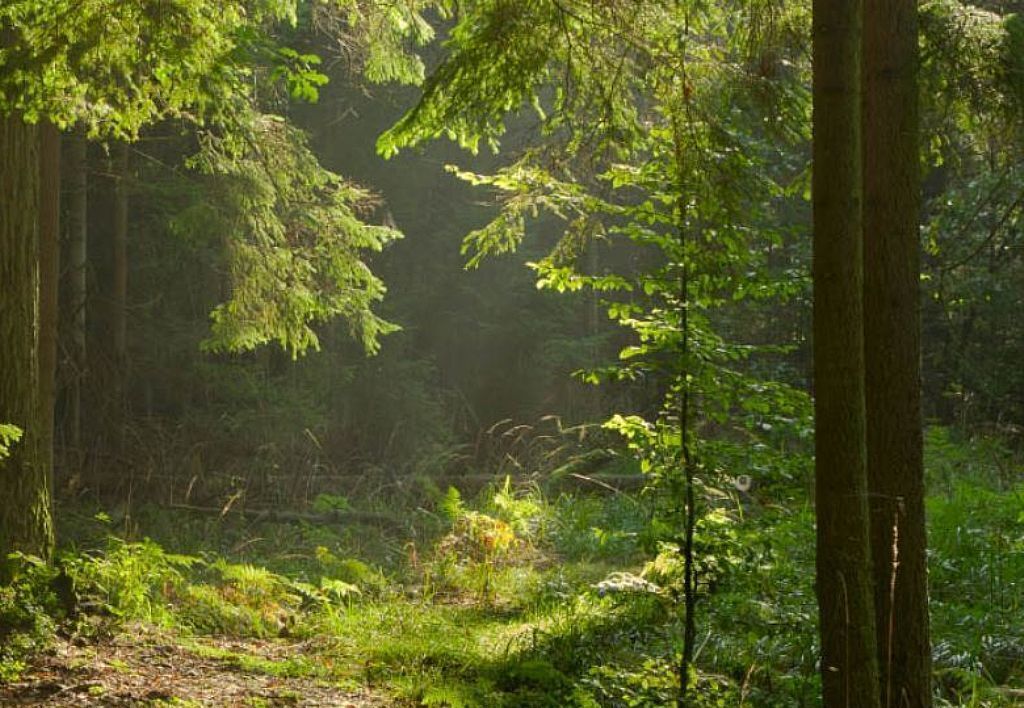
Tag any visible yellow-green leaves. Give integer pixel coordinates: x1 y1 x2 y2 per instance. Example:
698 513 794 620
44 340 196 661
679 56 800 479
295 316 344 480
311 0 434 87
377 0 559 158
270 48 329 103
0 0 248 137
0 424 22 461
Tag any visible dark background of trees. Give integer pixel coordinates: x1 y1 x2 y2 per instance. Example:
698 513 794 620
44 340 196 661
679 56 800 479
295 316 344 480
51 44 1023 509
55 77 647 506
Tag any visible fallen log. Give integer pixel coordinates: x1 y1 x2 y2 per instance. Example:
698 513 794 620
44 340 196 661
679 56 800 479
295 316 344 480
994 687 1024 700
411 473 646 493
166 503 405 530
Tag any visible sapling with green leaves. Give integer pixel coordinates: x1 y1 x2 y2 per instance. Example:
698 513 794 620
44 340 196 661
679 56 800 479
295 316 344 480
377 1 812 699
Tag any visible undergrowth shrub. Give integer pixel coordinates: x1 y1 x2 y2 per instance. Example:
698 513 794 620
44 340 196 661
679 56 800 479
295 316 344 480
175 582 274 636
63 537 198 625
583 657 735 707
0 555 59 682
315 546 390 596
929 481 1024 693
926 426 1023 494
171 560 296 636
7 424 1013 707
5 530 378 642
426 487 523 602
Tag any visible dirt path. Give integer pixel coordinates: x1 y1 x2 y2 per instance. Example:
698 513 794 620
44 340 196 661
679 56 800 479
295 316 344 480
0 626 389 707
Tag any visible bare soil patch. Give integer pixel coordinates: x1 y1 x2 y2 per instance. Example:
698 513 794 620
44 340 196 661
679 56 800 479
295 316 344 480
0 626 388 707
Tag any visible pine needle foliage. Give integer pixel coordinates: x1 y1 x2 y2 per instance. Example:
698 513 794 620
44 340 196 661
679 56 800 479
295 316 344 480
184 109 401 355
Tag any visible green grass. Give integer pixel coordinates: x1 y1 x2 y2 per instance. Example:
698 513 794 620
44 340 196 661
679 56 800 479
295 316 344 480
3 427 1021 706
182 639 325 678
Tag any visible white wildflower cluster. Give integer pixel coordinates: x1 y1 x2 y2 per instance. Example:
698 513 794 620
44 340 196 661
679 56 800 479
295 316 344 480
595 572 661 597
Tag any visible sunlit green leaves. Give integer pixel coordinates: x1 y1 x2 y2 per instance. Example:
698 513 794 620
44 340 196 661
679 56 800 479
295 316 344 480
0 424 22 461
919 0 1024 164
916 2 1024 425
378 0 561 156
313 0 436 85
0 0 249 137
0 0 433 356
270 48 328 103
375 0 815 490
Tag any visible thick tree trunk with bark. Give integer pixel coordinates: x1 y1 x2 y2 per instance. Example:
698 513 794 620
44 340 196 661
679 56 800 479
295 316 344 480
0 115 55 578
39 122 60 496
812 0 881 703
862 0 932 702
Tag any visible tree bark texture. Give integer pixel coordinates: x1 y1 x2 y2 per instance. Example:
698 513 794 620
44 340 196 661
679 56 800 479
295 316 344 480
111 142 130 437
862 0 932 703
38 121 60 496
0 115 55 577
65 129 88 452
812 0 881 703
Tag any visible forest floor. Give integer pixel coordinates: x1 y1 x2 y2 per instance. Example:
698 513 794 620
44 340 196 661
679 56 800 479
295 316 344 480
1 429 1022 706
0 625 388 706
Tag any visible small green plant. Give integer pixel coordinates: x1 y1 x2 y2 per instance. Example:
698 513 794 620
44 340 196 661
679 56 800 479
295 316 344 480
65 537 199 624
583 658 682 706
0 553 58 682
174 560 302 637
491 477 547 538
430 487 522 602
314 546 390 596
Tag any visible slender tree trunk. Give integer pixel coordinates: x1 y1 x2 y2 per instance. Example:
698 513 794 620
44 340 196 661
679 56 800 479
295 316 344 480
670 120 697 707
812 0 881 703
112 142 130 440
862 0 932 703
39 122 61 496
65 129 88 453
112 143 129 368
0 115 55 579
587 241 600 339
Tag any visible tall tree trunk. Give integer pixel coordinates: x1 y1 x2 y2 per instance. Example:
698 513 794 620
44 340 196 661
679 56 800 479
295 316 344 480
39 122 61 497
812 0 881 703
0 115 55 579
862 0 932 702
65 129 88 453
112 142 130 441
